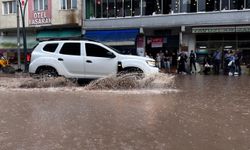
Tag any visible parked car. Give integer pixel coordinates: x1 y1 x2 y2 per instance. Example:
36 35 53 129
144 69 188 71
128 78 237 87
29 40 158 79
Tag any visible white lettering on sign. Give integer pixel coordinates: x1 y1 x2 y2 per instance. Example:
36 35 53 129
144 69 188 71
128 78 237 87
31 11 51 25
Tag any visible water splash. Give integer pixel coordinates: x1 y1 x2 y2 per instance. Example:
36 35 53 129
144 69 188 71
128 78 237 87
85 73 175 90
1 73 175 93
19 77 77 88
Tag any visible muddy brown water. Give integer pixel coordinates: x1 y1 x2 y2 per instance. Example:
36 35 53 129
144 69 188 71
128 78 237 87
0 74 249 150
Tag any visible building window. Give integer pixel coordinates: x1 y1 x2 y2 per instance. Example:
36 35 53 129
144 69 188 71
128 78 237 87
34 0 48 11
102 0 108 17
190 0 197 12
2 1 16 15
206 0 220 11
61 0 77 10
247 0 250 8
221 0 229 10
132 0 140 16
230 0 244 10
116 0 124 17
108 0 115 17
124 0 132 16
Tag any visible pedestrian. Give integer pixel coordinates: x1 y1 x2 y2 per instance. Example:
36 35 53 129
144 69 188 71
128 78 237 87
223 50 230 75
164 50 171 73
177 51 187 74
213 49 222 74
228 50 236 76
189 50 197 73
235 49 242 75
203 54 212 75
156 52 161 69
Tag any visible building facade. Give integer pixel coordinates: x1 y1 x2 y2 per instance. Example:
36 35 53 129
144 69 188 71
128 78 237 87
83 0 250 65
1 0 250 66
0 0 82 62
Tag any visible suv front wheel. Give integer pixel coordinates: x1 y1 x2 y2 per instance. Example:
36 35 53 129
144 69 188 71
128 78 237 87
37 66 58 78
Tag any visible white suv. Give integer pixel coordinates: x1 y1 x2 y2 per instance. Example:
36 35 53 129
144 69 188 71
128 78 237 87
29 40 158 79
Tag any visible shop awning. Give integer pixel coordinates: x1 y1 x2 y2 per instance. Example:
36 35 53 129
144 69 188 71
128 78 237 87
84 29 139 46
37 28 81 40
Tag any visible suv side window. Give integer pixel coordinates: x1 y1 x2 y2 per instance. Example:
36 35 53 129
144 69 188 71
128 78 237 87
59 43 81 56
43 43 58 52
86 43 111 58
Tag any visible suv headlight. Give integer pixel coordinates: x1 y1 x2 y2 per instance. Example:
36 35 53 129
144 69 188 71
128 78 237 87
146 60 156 67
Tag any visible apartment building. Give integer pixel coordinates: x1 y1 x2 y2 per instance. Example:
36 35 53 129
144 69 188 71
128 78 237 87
83 0 250 65
0 0 82 60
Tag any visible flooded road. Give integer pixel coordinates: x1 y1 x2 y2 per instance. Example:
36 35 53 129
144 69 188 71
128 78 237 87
0 75 249 150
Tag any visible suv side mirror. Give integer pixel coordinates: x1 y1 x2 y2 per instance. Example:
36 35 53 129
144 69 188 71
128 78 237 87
107 51 116 58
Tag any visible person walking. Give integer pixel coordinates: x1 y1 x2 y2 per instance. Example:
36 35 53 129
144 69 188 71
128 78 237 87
203 54 212 75
228 50 236 76
189 50 197 73
213 49 222 74
235 49 242 75
177 51 187 74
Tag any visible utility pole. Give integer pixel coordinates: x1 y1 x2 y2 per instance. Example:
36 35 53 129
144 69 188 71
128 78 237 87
18 0 28 72
16 0 21 71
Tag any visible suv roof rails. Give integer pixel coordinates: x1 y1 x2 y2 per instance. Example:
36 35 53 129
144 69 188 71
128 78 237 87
36 37 101 43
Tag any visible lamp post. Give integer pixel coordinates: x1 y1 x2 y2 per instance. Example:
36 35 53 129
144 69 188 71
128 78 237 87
16 0 21 71
17 0 28 72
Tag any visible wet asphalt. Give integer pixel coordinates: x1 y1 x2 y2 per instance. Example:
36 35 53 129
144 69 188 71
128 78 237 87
0 75 249 150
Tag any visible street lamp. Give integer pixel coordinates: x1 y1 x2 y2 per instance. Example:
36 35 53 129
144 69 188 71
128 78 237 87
16 0 21 71
17 0 28 72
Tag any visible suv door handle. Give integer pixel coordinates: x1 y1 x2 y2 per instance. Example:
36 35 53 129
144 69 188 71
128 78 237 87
86 60 92 63
58 58 64 61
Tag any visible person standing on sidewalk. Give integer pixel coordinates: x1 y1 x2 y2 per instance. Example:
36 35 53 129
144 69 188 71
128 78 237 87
213 49 222 75
189 50 197 73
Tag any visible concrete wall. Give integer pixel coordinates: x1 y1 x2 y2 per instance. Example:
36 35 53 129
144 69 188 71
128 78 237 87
51 0 81 26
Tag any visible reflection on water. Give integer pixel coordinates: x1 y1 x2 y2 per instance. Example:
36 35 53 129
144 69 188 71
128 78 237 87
0 74 249 150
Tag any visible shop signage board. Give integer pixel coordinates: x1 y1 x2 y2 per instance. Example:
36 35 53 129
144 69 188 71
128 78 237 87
151 37 163 48
236 26 250 32
28 0 52 25
192 26 250 33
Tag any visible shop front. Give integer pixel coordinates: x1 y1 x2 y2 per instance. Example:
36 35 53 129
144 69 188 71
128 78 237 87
193 26 250 66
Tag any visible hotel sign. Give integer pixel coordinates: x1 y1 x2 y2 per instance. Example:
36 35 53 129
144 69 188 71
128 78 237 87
28 0 52 25
192 26 250 33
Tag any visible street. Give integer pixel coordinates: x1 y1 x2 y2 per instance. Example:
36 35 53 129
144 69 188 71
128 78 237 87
0 74 249 150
